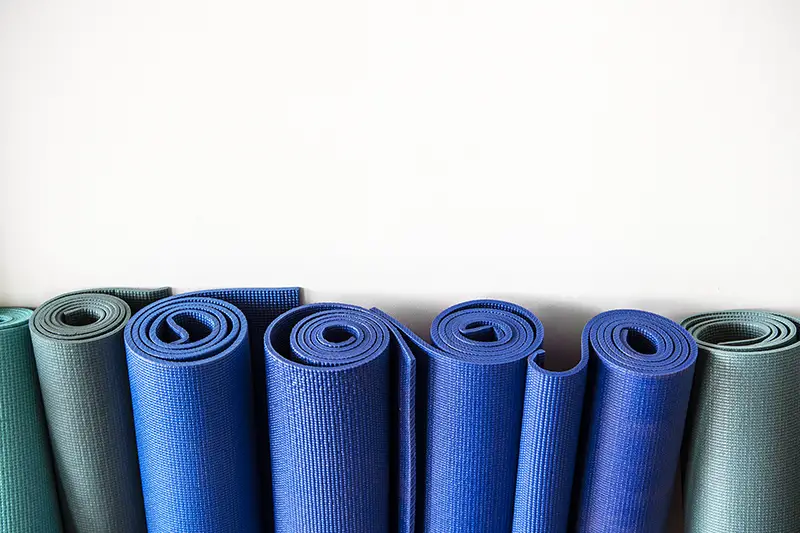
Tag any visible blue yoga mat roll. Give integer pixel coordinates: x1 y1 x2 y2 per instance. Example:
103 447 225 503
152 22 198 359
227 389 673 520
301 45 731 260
376 300 588 533
181 288 302 532
512 349 588 533
125 288 300 532
571 310 697 533
264 303 416 533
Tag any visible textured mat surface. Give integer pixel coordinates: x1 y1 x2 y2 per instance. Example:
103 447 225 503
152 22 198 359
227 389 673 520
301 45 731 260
512 348 587 533
126 288 299 533
571 310 697 533
376 300 587 533
0 308 62 533
681 311 800 533
29 287 170 533
181 288 301 532
265 303 415 533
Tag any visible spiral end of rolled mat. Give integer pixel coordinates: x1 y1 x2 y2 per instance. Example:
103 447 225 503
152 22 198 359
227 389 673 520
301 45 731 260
681 310 800 533
683 309 800 352
583 309 697 375
125 296 248 364
125 295 261 533
429 299 544 364
572 309 697 532
0 307 33 329
30 293 131 342
266 302 390 369
265 303 395 533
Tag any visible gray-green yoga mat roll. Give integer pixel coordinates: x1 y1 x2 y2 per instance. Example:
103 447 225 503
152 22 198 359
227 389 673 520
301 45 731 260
30 288 170 533
681 311 800 533
0 307 62 533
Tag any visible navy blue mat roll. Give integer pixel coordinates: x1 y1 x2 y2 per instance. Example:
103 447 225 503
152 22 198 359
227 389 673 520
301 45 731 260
375 300 588 533
125 288 300 532
264 303 416 533
571 310 697 533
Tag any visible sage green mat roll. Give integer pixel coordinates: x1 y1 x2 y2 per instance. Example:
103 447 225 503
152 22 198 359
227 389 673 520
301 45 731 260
681 311 800 533
30 288 170 533
0 308 62 533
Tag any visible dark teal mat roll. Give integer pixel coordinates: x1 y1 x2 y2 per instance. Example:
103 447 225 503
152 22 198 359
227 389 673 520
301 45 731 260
0 308 62 533
29 287 170 533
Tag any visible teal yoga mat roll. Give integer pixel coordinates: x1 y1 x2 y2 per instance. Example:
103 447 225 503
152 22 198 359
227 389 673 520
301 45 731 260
30 287 170 533
0 307 62 533
681 311 800 533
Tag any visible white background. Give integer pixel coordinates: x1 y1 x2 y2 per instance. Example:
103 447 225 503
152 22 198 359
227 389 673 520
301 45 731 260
2 0 799 357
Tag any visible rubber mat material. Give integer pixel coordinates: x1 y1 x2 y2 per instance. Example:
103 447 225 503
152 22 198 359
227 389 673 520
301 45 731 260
125 288 300 533
571 310 697 533
376 300 588 533
29 287 170 533
264 303 416 533
0 308 62 533
511 350 587 533
180 288 302 532
681 311 800 533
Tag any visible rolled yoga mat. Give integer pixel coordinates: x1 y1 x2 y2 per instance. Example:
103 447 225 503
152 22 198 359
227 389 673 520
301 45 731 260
0 308 62 533
264 303 416 533
125 288 300 532
29 287 170 533
681 311 800 533
374 300 588 533
571 309 697 533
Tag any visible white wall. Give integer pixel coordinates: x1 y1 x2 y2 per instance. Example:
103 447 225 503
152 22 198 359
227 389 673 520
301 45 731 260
2 0 800 350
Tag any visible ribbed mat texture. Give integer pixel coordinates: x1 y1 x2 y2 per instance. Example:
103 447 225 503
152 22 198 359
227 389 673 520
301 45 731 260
512 350 587 533
125 288 300 533
264 303 415 533
571 310 697 533
29 287 170 533
375 300 588 533
681 311 800 533
0 308 62 533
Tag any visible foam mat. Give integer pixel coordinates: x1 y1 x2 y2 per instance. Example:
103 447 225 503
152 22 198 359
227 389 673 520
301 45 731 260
29 287 170 533
0 307 62 533
125 288 300 533
681 311 800 533
265 303 416 533
571 309 697 533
